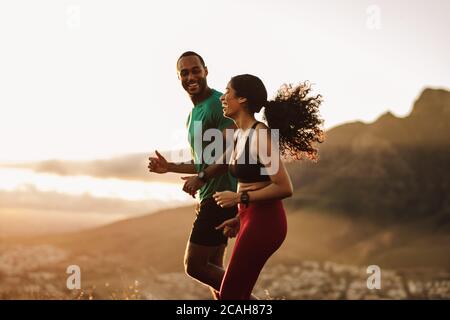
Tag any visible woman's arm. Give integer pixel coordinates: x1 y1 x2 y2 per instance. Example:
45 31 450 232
213 124 293 208
245 160 293 202
245 124 293 202
213 162 293 206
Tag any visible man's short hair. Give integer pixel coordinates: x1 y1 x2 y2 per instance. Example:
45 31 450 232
177 51 206 69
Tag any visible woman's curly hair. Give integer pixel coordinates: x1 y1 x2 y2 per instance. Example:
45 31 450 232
230 75 325 161
265 82 325 161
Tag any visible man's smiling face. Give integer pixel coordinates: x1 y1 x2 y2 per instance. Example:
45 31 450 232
177 55 208 97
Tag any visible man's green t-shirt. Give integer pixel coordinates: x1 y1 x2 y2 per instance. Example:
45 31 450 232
186 89 237 202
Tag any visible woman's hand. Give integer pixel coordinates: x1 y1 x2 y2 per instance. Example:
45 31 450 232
213 191 239 208
215 217 240 238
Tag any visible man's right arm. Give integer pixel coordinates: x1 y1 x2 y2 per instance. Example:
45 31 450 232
167 161 197 174
148 150 197 175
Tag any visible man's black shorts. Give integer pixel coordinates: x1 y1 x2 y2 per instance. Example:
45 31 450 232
189 197 238 247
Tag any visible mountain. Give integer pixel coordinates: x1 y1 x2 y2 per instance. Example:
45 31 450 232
285 88 450 225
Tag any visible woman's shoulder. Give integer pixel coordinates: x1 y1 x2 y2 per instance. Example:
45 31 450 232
254 121 270 133
256 121 268 128
251 122 271 145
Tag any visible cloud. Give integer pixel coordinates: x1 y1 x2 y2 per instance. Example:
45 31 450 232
1 151 191 183
0 184 178 216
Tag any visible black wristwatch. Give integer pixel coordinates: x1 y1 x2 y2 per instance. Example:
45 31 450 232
197 170 207 183
240 191 250 207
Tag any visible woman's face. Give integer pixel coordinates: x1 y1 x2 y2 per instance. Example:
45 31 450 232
220 82 243 119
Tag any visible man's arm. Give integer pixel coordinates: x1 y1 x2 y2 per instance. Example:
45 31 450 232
181 123 236 196
167 160 197 174
148 150 197 175
202 163 228 180
200 123 236 180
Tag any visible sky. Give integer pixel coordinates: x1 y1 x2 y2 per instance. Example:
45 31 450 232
1 0 449 162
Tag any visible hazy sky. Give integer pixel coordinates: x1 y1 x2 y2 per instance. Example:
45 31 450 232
1 0 449 162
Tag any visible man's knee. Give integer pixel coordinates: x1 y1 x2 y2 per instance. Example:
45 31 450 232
184 242 224 280
209 255 224 268
208 245 226 268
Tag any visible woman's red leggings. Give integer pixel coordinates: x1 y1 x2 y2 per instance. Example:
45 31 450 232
219 199 287 300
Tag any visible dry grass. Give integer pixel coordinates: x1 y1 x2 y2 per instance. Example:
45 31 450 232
1 205 449 300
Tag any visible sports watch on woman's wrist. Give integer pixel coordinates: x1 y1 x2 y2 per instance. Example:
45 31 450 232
240 191 250 207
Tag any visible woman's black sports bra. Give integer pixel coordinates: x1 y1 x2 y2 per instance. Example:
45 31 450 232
229 121 271 183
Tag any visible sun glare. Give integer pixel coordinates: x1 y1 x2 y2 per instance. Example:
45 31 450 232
0 168 191 202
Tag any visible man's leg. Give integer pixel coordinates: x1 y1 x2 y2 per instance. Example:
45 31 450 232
208 242 226 267
184 241 226 295
184 200 261 299
184 239 259 300
184 199 230 298
207 243 227 299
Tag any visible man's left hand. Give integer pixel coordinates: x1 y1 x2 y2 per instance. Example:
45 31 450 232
181 176 205 198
